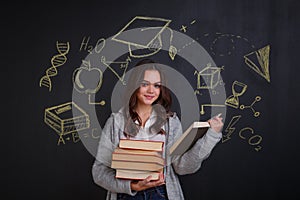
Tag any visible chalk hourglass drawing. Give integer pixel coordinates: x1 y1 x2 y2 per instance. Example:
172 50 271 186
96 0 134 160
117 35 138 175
225 81 247 109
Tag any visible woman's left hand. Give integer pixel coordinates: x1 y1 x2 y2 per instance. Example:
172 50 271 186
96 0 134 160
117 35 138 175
130 172 165 192
208 113 224 133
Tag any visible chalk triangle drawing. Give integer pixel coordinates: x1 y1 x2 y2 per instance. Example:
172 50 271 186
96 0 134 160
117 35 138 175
244 45 270 82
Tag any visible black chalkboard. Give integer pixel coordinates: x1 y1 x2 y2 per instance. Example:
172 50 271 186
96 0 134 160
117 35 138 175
9 0 299 199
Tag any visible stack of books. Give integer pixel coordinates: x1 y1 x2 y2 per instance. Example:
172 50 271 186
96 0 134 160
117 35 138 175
111 139 165 181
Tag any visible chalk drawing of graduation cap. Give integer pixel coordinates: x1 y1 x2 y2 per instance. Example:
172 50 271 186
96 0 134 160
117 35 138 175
112 16 175 59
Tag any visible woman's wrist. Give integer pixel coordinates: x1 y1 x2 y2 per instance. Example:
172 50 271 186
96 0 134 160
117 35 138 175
130 181 138 191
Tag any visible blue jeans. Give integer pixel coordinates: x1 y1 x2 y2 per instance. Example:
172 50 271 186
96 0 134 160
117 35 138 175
117 185 168 200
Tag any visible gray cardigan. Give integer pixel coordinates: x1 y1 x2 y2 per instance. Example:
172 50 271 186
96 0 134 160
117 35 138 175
92 109 222 200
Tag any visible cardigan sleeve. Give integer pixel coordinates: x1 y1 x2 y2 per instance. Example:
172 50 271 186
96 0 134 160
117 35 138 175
91 113 137 195
170 117 222 175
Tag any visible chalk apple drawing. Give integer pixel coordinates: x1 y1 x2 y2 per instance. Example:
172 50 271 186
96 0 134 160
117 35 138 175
73 60 103 94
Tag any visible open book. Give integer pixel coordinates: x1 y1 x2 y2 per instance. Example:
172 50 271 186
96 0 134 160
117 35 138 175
169 121 210 156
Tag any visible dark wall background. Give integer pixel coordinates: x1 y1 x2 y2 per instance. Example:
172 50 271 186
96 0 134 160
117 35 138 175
8 0 299 199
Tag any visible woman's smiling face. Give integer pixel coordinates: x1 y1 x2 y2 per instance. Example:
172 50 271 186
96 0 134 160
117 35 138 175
136 70 161 106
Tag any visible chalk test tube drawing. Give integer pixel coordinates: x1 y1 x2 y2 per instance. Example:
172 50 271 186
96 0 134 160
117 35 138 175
240 96 261 117
225 81 248 109
111 16 177 60
73 60 105 106
39 41 70 91
44 102 90 145
244 44 271 82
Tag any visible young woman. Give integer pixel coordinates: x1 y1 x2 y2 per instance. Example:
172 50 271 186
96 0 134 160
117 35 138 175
92 59 223 200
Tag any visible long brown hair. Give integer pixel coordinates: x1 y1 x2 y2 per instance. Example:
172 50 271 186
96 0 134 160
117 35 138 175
123 59 173 137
